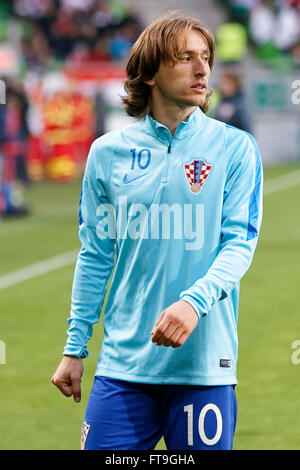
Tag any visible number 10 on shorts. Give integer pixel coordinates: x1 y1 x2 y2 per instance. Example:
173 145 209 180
184 403 223 446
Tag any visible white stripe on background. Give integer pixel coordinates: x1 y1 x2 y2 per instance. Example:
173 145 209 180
264 168 300 195
0 249 78 291
0 168 300 291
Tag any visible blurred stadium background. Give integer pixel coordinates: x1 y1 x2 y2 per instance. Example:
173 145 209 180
0 0 300 450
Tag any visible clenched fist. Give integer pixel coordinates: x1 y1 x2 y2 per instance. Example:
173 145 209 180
151 300 199 348
51 355 83 403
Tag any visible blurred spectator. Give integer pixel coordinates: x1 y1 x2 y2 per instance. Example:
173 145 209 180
250 0 300 51
216 22 248 63
0 0 142 194
61 0 95 14
1 81 30 183
13 0 53 18
226 0 259 24
83 37 112 62
6 80 30 185
222 0 300 67
249 0 275 46
21 25 53 70
48 8 81 60
109 17 141 61
0 80 30 215
275 3 300 51
285 0 300 9
213 70 252 134
7 0 142 69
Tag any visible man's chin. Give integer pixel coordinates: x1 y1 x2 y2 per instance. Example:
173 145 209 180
174 96 208 111
184 93 208 105
185 97 208 108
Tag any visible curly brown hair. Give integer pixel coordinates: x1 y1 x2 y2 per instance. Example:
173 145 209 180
122 10 215 118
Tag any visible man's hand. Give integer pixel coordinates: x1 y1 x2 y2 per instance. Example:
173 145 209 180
151 300 199 348
51 355 83 403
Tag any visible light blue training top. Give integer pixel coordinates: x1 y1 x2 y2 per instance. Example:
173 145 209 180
63 106 263 386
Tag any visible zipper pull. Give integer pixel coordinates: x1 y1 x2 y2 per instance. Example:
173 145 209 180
167 144 171 153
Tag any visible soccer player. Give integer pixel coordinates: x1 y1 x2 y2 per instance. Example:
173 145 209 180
51 10 263 450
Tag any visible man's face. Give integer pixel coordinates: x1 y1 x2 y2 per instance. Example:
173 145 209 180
147 29 211 110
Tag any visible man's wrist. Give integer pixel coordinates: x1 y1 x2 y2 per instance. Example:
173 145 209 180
180 298 201 319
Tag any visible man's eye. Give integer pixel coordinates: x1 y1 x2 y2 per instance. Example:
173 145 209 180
181 55 191 62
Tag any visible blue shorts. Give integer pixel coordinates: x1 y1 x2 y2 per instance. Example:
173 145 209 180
81 376 237 450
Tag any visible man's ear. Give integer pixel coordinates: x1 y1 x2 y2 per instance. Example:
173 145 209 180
144 76 156 87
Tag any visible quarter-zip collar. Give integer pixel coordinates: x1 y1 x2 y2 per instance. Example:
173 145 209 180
144 106 205 145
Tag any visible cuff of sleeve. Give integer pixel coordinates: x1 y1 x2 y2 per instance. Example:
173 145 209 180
63 316 92 358
179 295 202 319
63 344 89 358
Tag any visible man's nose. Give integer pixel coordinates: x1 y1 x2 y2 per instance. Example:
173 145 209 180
193 57 208 76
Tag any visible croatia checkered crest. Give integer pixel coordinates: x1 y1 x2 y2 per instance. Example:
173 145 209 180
184 159 212 194
80 421 90 450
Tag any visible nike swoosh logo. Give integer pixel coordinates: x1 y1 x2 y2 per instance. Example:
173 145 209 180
123 173 146 184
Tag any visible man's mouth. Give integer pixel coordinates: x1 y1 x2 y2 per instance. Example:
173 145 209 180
191 84 207 93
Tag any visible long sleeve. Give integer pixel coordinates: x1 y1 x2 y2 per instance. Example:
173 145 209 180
63 141 116 358
179 132 263 317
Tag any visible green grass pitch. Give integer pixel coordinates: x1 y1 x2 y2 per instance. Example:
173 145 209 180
0 163 300 450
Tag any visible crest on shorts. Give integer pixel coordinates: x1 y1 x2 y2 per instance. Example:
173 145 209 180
183 159 212 194
81 421 90 450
